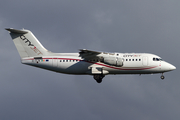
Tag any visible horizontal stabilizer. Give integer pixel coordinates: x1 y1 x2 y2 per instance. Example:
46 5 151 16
5 28 28 34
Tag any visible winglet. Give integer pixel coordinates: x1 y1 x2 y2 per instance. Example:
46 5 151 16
5 28 28 34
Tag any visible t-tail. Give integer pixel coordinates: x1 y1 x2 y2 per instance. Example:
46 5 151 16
6 28 51 58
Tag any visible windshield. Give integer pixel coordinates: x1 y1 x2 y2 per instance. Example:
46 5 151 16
153 58 163 61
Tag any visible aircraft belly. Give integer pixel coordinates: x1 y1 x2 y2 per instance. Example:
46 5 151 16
103 66 159 74
57 61 90 74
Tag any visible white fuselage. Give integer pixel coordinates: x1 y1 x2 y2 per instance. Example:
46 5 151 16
21 52 176 75
6 28 176 83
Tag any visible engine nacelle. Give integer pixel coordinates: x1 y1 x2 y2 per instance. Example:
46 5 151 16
103 57 123 67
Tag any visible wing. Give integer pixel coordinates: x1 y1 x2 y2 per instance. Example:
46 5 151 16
79 49 102 59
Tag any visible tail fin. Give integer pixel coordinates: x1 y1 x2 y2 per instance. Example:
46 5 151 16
6 28 50 58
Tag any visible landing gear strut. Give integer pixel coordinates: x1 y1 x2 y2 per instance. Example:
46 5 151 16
93 74 105 83
160 73 165 80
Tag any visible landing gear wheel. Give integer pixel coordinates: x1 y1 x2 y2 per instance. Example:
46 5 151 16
96 79 102 83
161 75 165 80
93 74 105 83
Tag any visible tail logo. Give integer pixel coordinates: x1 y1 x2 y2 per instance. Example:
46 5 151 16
20 35 34 46
20 35 43 55
30 46 43 55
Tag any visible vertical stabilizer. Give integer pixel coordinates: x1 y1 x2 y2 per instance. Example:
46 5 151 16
6 28 50 58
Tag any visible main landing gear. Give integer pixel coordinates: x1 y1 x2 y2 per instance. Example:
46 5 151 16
93 74 105 83
160 73 165 80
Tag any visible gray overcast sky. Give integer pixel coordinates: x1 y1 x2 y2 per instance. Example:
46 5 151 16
0 0 180 120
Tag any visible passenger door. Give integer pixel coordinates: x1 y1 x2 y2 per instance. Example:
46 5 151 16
142 56 148 66
52 58 58 67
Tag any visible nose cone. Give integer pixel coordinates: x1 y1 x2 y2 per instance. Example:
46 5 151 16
169 64 176 71
161 61 176 72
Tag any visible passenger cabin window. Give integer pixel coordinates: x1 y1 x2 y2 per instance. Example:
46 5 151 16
124 57 143 62
125 58 142 62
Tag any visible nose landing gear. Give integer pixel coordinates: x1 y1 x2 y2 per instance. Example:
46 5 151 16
160 73 165 80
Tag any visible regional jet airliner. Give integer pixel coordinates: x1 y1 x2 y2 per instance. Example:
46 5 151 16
6 28 176 83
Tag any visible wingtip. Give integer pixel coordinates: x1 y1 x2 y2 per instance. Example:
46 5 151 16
5 28 13 31
79 49 87 51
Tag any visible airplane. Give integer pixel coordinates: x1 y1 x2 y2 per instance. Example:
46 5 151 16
6 28 176 83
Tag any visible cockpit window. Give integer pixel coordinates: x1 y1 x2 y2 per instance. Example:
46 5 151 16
156 58 159 61
153 58 163 61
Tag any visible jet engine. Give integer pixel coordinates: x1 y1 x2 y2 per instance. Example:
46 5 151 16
102 57 123 67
